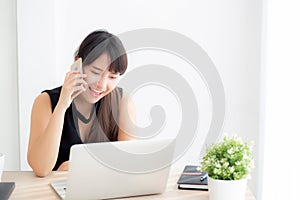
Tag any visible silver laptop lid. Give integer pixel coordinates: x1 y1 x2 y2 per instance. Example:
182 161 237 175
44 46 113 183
66 138 176 200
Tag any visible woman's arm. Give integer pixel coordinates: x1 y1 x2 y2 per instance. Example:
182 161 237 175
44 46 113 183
118 93 137 141
27 71 86 177
27 93 66 177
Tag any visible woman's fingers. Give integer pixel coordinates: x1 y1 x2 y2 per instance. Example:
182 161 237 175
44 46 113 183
66 73 87 84
74 78 87 87
64 72 87 90
71 85 86 100
58 71 88 109
69 75 87 97
65 71 86 81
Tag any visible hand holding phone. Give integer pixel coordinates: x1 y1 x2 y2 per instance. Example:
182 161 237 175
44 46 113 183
70 58 83 74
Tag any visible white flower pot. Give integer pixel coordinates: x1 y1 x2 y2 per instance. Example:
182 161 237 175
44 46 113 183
208 176 247 200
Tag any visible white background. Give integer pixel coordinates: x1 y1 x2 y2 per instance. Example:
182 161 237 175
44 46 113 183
262 0 300 200
0 0 20 173
0 0 276 199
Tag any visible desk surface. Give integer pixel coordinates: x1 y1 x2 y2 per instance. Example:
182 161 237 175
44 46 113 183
2 171 256 200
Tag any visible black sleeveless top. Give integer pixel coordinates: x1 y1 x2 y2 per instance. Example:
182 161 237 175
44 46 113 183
43 86 122 170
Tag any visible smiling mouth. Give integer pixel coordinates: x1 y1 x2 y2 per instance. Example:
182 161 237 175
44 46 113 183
88 87 104 98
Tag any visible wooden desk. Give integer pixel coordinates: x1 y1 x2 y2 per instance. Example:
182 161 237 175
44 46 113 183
2 171 256 199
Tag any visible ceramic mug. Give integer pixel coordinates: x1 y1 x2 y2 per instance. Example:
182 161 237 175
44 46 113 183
0 153 5 181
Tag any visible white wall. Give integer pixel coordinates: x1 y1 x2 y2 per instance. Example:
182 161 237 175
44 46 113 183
0 0 20 170
262 1 300 200
15 0 262 198
17 0 58 172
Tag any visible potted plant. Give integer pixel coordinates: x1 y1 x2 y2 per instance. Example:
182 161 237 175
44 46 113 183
201 135 254 200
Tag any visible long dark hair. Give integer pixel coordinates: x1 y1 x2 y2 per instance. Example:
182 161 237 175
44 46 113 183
75 30 127 142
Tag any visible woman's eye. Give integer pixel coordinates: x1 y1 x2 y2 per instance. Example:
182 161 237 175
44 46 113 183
110 76 118 79
92 71 100 75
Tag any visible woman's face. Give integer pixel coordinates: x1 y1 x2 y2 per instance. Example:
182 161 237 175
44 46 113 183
80 52 120 104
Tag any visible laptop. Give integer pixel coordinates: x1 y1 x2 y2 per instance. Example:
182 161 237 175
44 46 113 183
51 138 176 199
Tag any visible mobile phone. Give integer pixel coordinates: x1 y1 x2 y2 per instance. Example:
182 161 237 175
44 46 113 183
70 58 83 73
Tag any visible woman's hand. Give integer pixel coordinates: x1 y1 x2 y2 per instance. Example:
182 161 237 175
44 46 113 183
57 161 69 171
57 71 87 110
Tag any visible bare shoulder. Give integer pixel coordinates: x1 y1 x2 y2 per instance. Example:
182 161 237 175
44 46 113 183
29 92 53 146
120 91 134 108
118 91 136 140
119 91 136 119
35 92 51 102
31 92 52 117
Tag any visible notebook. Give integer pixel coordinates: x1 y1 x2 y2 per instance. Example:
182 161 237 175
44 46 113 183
177 165 208 190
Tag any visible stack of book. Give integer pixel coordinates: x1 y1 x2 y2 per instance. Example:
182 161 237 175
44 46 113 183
177 165 208 190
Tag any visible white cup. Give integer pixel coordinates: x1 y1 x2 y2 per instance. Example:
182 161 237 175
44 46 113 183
0 153 5 181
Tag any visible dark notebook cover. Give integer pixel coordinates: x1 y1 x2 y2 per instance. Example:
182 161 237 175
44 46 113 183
177 165 208 190
0 182 15 200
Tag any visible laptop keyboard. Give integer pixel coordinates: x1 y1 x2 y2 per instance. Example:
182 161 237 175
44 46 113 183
50 180 67 199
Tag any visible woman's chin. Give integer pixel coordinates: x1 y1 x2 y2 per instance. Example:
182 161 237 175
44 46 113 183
81 90 104 103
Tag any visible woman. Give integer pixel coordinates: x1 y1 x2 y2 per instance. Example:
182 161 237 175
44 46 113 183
27 30 135 177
